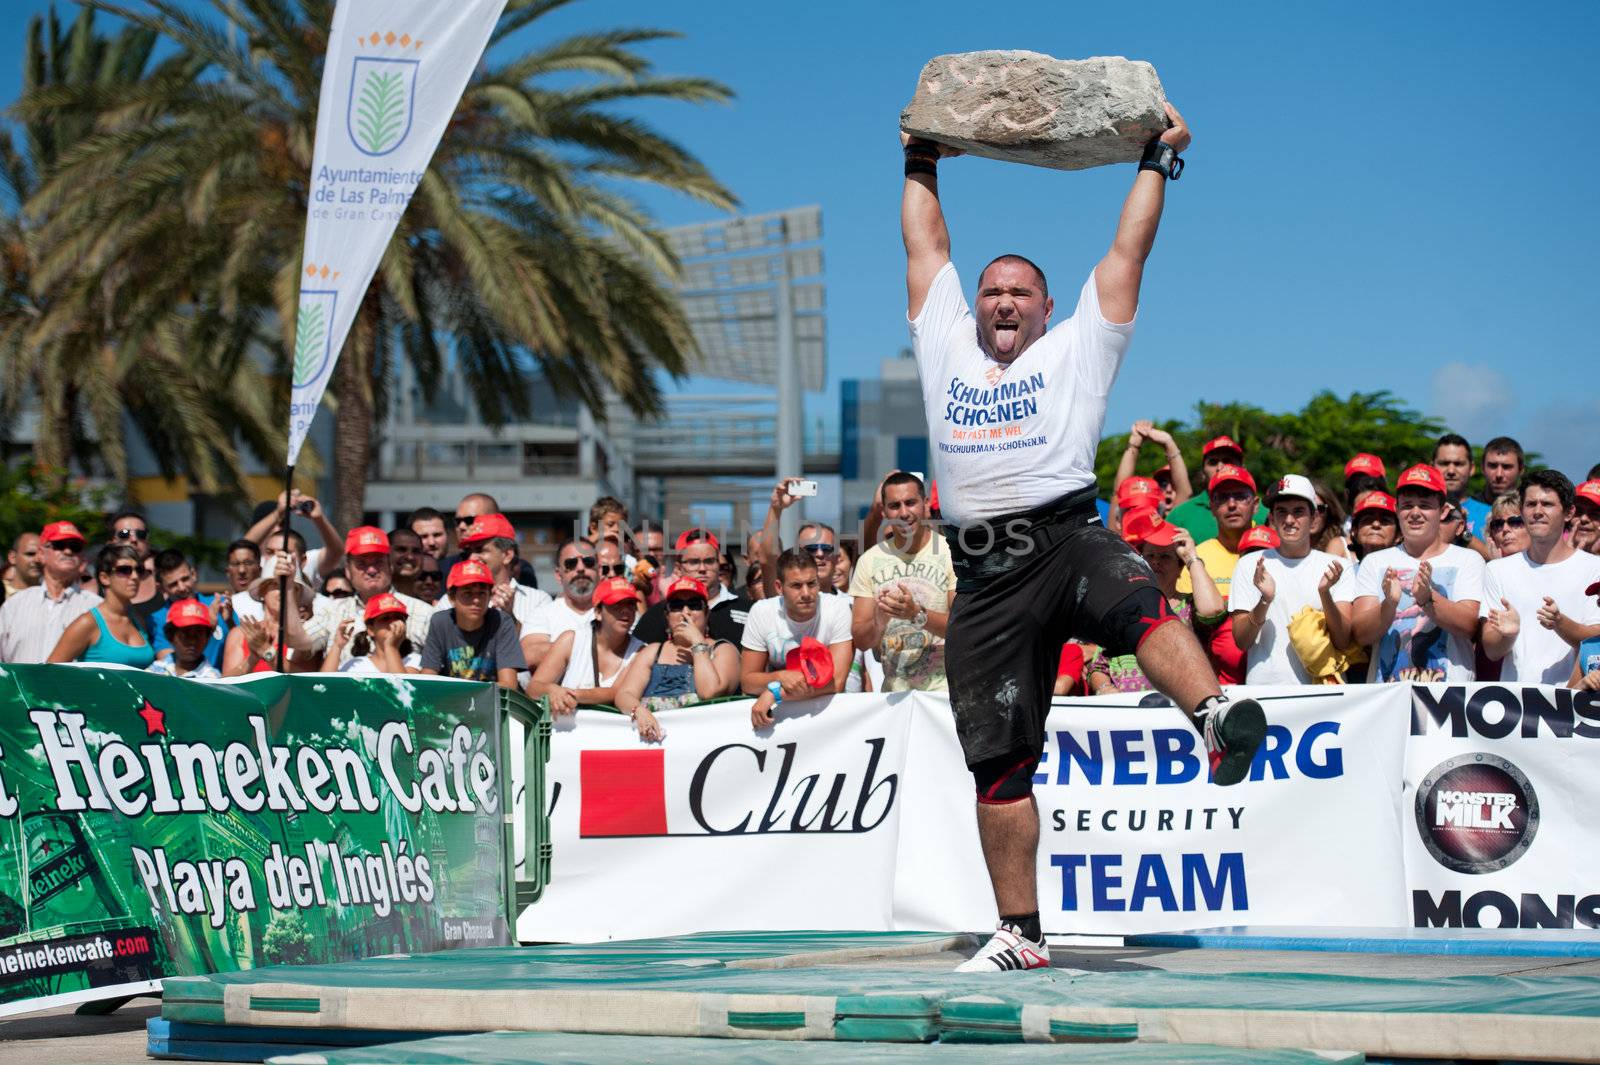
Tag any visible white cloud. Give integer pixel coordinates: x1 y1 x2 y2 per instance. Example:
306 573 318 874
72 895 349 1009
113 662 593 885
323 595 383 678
1520 400 1600 482
1429 362 1516 442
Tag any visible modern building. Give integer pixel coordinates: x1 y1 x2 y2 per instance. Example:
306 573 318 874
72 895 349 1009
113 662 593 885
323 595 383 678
840 349 929 525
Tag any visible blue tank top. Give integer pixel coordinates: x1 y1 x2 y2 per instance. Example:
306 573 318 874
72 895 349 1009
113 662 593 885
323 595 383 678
83 608 156 669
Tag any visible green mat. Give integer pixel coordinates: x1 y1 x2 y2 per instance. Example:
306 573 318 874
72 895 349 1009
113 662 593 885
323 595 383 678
263 1031 1365 1064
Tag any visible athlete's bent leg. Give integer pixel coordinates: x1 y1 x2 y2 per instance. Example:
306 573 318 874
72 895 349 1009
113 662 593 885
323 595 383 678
976 797 1039 916
1134 615 1219 719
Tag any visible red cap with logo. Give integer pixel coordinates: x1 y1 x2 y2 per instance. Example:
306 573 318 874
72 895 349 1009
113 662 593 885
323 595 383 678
1238 526 1280 554
1116 476 1162 510
459 513 515 546
1576 480 1600 508
1395 463 1447 497
784 636 835 690
345 526 390 556
665 576 707 600
1352 490 1397 516
166 598 213 629
363 592 409 621
594 575 644 607
675 528 720 553
1207 464 1257 494
1202 435 1244 459
447 559 494 589
1343 453 1387 480
1121 507 1180 548
40 520 87 546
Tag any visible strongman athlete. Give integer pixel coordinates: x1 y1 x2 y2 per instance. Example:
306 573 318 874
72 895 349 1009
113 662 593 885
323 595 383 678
901 104 1268 972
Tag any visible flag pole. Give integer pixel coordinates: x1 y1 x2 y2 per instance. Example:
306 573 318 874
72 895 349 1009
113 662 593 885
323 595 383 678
276 462 294 669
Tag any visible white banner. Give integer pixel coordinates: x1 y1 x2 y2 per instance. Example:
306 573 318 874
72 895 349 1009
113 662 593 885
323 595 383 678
1404 683 1600 930
520 688 1413 942
288 0 507 463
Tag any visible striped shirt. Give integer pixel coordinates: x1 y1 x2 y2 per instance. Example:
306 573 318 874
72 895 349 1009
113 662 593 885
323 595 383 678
0 582 103 663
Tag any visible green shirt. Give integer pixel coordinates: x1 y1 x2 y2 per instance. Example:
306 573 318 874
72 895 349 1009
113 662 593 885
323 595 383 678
1165 493 1269 542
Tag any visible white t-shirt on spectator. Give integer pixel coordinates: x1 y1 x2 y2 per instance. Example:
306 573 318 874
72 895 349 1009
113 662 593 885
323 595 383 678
909 261 1134 524
1353 544 1485 682
522 598 593 643
740 594 853 666
340 652 422 675
1479 549 1600 684
1227 548 1358 685
506 582 553 632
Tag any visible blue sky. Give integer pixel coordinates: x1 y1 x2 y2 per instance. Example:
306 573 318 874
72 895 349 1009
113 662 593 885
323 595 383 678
6 0 1598 479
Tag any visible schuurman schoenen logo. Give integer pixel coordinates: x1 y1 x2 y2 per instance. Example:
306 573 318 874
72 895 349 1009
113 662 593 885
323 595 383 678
1415 752 1539 874
578 740 898 838
347 32 423 156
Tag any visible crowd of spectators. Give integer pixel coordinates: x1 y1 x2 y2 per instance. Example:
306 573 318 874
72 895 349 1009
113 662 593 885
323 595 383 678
1 428 1597 738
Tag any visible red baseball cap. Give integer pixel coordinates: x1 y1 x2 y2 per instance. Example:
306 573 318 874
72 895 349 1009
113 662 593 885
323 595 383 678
665 576 708 600
1207 464 1257 494
1576 480 1600 508
1352 490 1397 516
593 575 644 607
1238 526 1280 554
783 636 835 690
1343 453 1387 481
345 526 390 556
1116 476 1162 510
447 559 494 589
363 592 409 622
40 520 87 546
166 598 213 629
459 513 515 546
674 528 720 552
1395 463 1447 497
1121 507 1180 548
1202 435 1244 459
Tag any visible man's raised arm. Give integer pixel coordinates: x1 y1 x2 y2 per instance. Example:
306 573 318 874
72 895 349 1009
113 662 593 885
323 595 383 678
902 134 959 320
1094 102 1190 325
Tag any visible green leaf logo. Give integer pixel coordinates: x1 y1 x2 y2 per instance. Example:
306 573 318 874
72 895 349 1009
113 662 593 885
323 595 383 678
355 70 407 153
293 301 327 387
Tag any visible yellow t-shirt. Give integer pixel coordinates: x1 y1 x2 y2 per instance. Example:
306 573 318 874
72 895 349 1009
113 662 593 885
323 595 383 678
848 535 956 692
1176 536 1242 600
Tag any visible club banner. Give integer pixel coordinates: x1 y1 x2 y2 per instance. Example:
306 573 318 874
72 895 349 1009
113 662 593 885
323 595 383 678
520 688 1413 942
0 666 508 1018
288 0 507 463
1404 683 1600 931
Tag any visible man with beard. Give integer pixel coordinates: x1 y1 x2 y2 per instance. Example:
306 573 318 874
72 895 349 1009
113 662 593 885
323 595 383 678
901 103 1265 973
521 538 600 669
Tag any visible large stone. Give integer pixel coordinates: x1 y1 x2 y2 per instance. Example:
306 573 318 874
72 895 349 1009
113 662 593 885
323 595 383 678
900 52 1169 171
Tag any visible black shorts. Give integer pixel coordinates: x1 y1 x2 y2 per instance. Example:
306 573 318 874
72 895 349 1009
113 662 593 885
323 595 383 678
942 486 1159 766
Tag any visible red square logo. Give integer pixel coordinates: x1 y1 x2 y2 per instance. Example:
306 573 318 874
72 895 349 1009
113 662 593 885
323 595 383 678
579 749 668 837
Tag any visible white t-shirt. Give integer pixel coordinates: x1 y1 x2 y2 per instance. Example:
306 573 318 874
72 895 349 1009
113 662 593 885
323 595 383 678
340 652 422 675
909 261 1133 523
521 598 593 643
1228 548 1359 684
558 626 644 690
1479 549 1600 684
740 594 854 667
1353 544 1484 682
506 582 553 632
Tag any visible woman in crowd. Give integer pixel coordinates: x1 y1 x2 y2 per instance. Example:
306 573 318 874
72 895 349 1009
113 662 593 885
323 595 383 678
833 540 856 594
613 577 741 740
1349 491 1400 562
1086 510 1225 694
1487 492 1530 559
323 593 420 675
321 573 356 599
47 543 155 667
528 576 645 717
1311 479 1352 558
222 560 316 674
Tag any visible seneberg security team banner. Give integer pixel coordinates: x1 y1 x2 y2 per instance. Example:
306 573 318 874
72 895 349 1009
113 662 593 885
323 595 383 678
521 688 1419 942
288 0 507 463
0 667 508 1018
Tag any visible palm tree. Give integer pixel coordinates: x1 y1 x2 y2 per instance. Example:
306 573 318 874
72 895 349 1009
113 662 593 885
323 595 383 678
22 0 737 528
1 5 285 497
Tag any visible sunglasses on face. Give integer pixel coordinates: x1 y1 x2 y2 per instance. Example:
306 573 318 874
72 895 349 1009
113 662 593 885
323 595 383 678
416 571 443 583
561 555 597 572
113 527 149 541
324 586 355 598
598 562 627 577
47 541 83 555
226 558 259 569
801 543 836 556
111 564 140 577
667 597 708 612
1488 516 1525 532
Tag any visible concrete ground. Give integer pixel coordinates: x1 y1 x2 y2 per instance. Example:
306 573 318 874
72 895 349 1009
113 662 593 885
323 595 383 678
0 999 175 1065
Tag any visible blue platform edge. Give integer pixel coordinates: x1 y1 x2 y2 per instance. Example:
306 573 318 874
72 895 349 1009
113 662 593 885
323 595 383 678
1125 926 1600 958
147 1018 435 1062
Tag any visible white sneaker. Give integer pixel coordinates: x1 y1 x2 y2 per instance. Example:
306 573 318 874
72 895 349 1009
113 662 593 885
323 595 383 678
954 926 1050 972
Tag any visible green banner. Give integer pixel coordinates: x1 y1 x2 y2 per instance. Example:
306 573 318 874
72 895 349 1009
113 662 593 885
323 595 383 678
0 665 509 1016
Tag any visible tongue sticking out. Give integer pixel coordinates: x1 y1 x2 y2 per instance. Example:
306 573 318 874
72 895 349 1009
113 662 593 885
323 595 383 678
992 323 1019 356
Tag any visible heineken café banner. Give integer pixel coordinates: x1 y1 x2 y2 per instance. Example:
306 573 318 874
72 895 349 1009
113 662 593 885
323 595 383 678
0 666 509 1018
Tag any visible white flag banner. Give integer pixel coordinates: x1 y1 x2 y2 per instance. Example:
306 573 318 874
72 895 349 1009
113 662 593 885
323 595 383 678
287 0 507 464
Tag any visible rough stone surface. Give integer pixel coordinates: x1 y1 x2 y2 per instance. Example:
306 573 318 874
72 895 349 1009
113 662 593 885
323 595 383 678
900 52 1169 171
